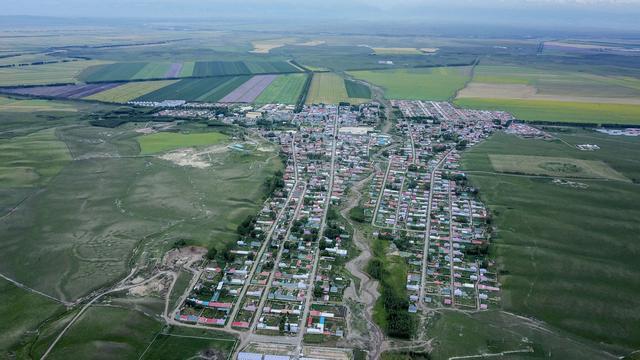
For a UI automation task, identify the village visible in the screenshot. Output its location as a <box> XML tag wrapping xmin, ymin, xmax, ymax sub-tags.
<box><xmin>165</xmin><ymin>100</ymin><xmax>509</xmax><ymax>359</ymax></box>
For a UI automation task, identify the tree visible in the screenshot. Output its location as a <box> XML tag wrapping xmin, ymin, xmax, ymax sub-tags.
<box><xmin>205</xmin><ymin>247</ymin><xmax>217</xmax><ymax>260</ymax></box>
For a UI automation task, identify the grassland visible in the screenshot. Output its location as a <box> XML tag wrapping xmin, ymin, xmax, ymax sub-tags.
<box><xmin>0</xmin><ymin>278</ymin><xmax>64</xmax><ymax>354</ymax></box>
<box><xmin>348</xmin><ymin>67</ymin><xmax>471</xmax><ymax>100</ymax></box>
<box><xmin>0</xmin><ymin>128</ymin><xmax>71</xmax><ymax>187</ymax></box>
<box><xmin>137</xmin><ymin>131</ymin><xmax>229</xmax><ymax>154</ymax></box>
<box><xmin>462</xmin><ymin>131</ymin><xmax>640</xmax><ymax>353</ymax></box>
<box><xmin>254</xmin><ymin>73</ymin><xmax>308</xmax><ymax>104</ymax></box>
<box><xmin>0</xmin><ymin>122</ymin><xmax>281</xmax><ymax>302</ymax></box>
<box><xmin>0</xmin><ymin>96</ymin><xmax>78</xmax><ymax>112</ymax></box>
<box><xmin>0</xmin><ymin>60</ymin><xmax>110</xmax><ymax>86</ymax></box>
<box><xmin>371</xmin><ymin>47</ymin><xmax>423</xmax><ymax>55</ymax></box>
<box><xmin>141</xmin><ymin>326</ymin><xmax>236</xmax><ymax>360</ymax></box>
<box><xmin>305</xmin><ymin>73</ymin><xmax>368</xmax><ymax>105</ymax></box>
<box><xmin>84</xmin><ymin>80</ymin><xmax>178</xmax><ymax>103</ymax></box>
<box><xmin>344</xmin><ymin>79</ymin><xmax>372</xmax><ymax>99</ymax></box>
<box><xmin>454</xmin><ymin>97</ymin><xmax>640</xmax><ymax>125</ymax></box>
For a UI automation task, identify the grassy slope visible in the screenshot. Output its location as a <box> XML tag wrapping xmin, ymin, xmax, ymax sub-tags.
<box><xmin>348</xmin><ymin>67</ymin><xmax>470</xmax><ymax>101</ymax></box>
<box><xmin>0</xmin><ymin>127</ymin><xmax>71</xmax><ymax>187</ymax></box>
<box><xmin>454</xmin><ymin>97</ymin><xmax>640</xmax><ymax>125</ymax></box>
<box><xmin>0</xmin><ymin>279</ymin><xmax>64</xmax><ymax>354</ymax></box>
<box><xmin>254</xmin><ymin>73</ymin><xmax>308</xmax><ymax>104</ymax></box>
<box><xmin>137</xmin><ymin>131</ymin><xmax>229</xmax><ymax>154</ymax></box>
<box><xmin>462</xmin><ymin>131</ymin><xmax>640</xmax><ymax>353</ymax></box>
<box><xmin>84</xmin><ymin>80</ymin><xmax>178</xmax><ymax>103</ymax></box>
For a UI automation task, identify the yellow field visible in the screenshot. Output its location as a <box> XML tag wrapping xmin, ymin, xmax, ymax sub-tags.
<box><xmin>305</xmin><ymin>73</ymin><xmax>367</xmax><ymax>105</ymax></box>
<box><xmin>250</xmin><ymin>37</ymin><xmax>297</xmax><ymax>53</ymax></box>
<box><xmin>84</xmin><ymin>80</ymin><xmax>178</xmax><ymax>103</ymax></box>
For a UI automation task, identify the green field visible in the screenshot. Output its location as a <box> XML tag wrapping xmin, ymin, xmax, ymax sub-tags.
<box><xmin>0</xmin><ymin>60</ymin><xmax>110</xmax><ymax>86</ymax></box>
<box><xmin>0</xmin><ymin>96</ymin><xmax>78</xmax><ymax>112</ymax></box>
<box><xmin>0</xmin><ymin>279</ymin><xmax>64</xmax><ymax>355</ymax></box>
<box><xmin>84</xmin><ymin>80</ymin><xmax>178</xmax><ymax>103</ymax></box>
<box><xmin>455</xmin><ymin>97</ymin><xmax>640</xmax><ymax>125</ymax></box>
<box><xmin>0</xmin><ymin>122</ymin><xmax>281</xmax><ymax>302</ymax></box>
<box><xmin>141</xmin><ymin>327</ymin><xmax>236</xmax><ymax>360</ymax></box>
<box><xmin>79</xmin><ymin>62</ymin><xmax>148</xmax><ymax>82</ymax></box>
<box><xmin>135</xmin><ymin>76</ymin><xmax>251</xmax><ymax>102</ymax></box>
<box><xmin>488</xmin><ymin>154</ymin><xmax>629</xmax><ymax>181</ymax></box>
<box><xmin>0</xmin><ymin>128</ymin><xmax>71</xmax><ymax>187</ymax></box>
<box><xmin>348</xmin><ymin>67</ymin><xmax>471</xmax><ymax>100</ymax></box>
<box><xmin>138</xmin><ymin>131</ymin><xmax>229</xmax><ymax>154</ymax></box>
<box><xmin>254</xmin><ymin>73</ymin><xmax>308</xmax><ymax>104</ymax></box>
<box><xmin>306</xmin><ymin>72</ymin><xmax>368</xmax><ymax>105</ymax></box>
<box><xmin>462</xmin><ymin>131</ymin><xmax>640</xmax><ymax>353</ymax></box>
<box><xmin>132</xmin><ymin>62</ymin><xmax>172</xmax><ymax>80</ymax></box>
<box><xmin>344</xmin><ymin>79</ymin><xmax>372</xmax><ymax>99</ymax></box>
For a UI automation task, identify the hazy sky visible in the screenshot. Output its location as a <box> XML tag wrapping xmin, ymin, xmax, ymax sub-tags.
<box><xmin>3</xmin><ymin>0</ymin><xmax>640</xmax><ymax>32</ymax></box>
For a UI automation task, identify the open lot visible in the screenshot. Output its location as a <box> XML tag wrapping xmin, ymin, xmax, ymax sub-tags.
<box><xmin>488</xmin><ymin>154</ymin><xmax>629</xmax><ymax>181</ymax></box>
<box><xmin>348</xmin><ymin>66</ymin><xmax>471</xmax><ymax>100</ymax></box>
<box><xmin>462</xmin><ymin>131</ymin><xmax>640</xmax><ymax>353</ymax></box>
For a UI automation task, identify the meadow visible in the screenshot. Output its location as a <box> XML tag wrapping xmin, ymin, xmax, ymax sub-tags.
<box><xmin>137</xmin><ymin>131</ymin><xmax>229</xmax><ymax>154</ymax></box>
<box><xmin>348</xmin><ymin>67</ymin><xmax>471</xmax><ymax>100</ymax></box>
<box><xmin>454</xmin><ymin>97</ymin><xmax>640</xmax><ymax>125</ymax></box>
<box><xmin>84</xmin><ymin>80</ymin><xmax>178</xmax><ymax>103</ymax></box>
<box><xmin>462</xmin><ymin>131</ymin><xmax>640</xmax><ymax>353</ymax></box>
<box><xmin>254</xmin><ymin>73</ymin><xmax>309</xmax><ymax>104</ymax></box>
<box><xmin>305</xmin><ymin>72</ymin><xmax>368</xmax><ymax>105</ymax></box>
<box><xmin>0</xmin><ymin>122</ymin><xmax>281</xmax><ymax>302</ymax></box>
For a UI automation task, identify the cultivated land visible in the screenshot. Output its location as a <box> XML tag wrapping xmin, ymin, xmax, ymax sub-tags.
<box><xmin>454</xmin><ymin>97</ymin><xmax>640</xmax><ymax>125</ymax></box>
<box><xmin>0</xmin><ymin>60</ymin><xmax>111</xmax><ymax>86</ymax></box>
<box><xmin>135</xmin><ymin>76</ymin><xmax>251</xmax><ymax>102</ymax></box>
<box><xmin>348</xmin><ymin>67</ymin><xmax>471</xmax><ymax>100</ymax></box>
<box><xmin>137</xmin><ymin>131</ymin><xmax>229</xmax><ymax>154</ymax></box>
<box><xmin>254</xmin><ymin>74</ymin><xmax>309</xmax><ymax>104</ymax></box>
<box><xmin>0</xmin><ymin>96</ymin><xmax>78</xmax><ymax>112</ymax></box>
<box><xmin>462</xmin><ymin>131</ymin><xmax>640</xmax><ymax>353</ymax></box>
<box><xmin>306</xmin><ymin>72</ymin><xmax>369</xmax><ymax>105</ymax></box>
<box><xmin>84</xmin><ymin>80</ymin><xmax>178</xmax><ymax>103</ymax></box>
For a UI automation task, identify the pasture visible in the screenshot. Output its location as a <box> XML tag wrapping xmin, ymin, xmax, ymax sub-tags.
<box><xmin>454</xmin><ymin>97</ymin><xmax>640</xmax><ymax>125</ymax></box>
<box><xmin>254</xmin><ymin>73</ymin><xmax>309</xmax><ymax>104</ymax></box>
<box><xmin>84</xmin><ymin>80</ymin><xmax>178</xmax><ymax>103</ymax></box>
<box><xmin>137</xmin><ymin>131</ymin><xmax>229</xmax><ymax>154</ymax></box>
<box><xmin>0</xmin><ymin>123</ymin><xmax>281</xmax><ymax>302</ymax></box>
<box><xmin>348</xmin><ymin>67</ymin><xmax>471</xmax><ymax>100</ymax></box>
<box><xmin>305</xmin><ymin>73</ymin><xmax>368</xmax><ymax>105</ymax></box>
<box><xmin>0</xmin><ymin>60</ymin><xmax>110</xmax><ymax>86</ymax></box>
<box><xmin>0</xmin><ymin>128</ymin><xmax>71</xmax><ymax>187</ymax></box>
<box><xmin>488</xmin><ymin>154</ymin><xmax>629</xmax><ymax>181</ymax></box>
<box><xmin>462</xmin><ymin>131</ymin><xmax>640</xmax><ymax>353</ymax></box>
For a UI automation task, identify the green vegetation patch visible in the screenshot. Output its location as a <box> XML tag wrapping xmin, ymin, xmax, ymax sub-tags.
<box><xmin>344</xmin><ymin>79</ymin><xmax>372</xmax><ymax>99</ymax></box>
<box><xmin>454</xmin><ymin>97</ymin><xmax>640</xmax><ymax>125</ymax></box>
<box><xmin>0</xmin><ymin>278</ymin><xmax>64</xmax><ymax>354</ymax></box>
<box><xmin>255</xmin><ymin>74</ymin><xmax>309</xmax><ymax>104</ymax></box>
<box><xmin>132</xmin><ymin>62</ymin><xmax>172</xmax><ymax>80</ymax></box>
<box><xmin>138</xmin><ymin>131</ymin><xmax>228</xmax><ymax>154</ymax></box>
<box><xmin>0</xmin><ymin>60</ymin><xmax>110</xmax><ymax>86</ymax></box>
<box><xmin>79</xmin><ymin>62</ymin><xmax>148</xmax><ymax>82</ymax></box>
<box><xmin>462</xmin><ymin>131</ymin><xmax>640</xmax><ymax>352</ymax></box>
<box><xmin>135</xmin><ymin>76</ymin><xmax>250</xmax><ymax>102</ymax></box>
<box><xmin>488</xmin><ymin>154</ymin><xmax>629</xmax><ymax>181</ymax></box>
<box><xmin>306</xmin><ymin>73</ymin><xmax>368</xmax><ymax>105</ymax></box>
<box><xmin>348</xmin><ymin>67</ymin><xmax>471</xmax><ymax>101</ymax></box>
<box><xmin>0</xmin><ymin>96</ymin><xmax>78</xmax><ymax>112</ymax></box>
<box><xmin>0</xmin><ymin>128</ymin><xmax>71</xmax><ymax>187</ymax></box>
<box><xmin>141</xmin><ymin>326</ymin><xmax>236</xmax><ymax>360</ymax></box>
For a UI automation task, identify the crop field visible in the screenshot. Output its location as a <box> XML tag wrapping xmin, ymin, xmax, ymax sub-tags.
<box><xmin>454</xmin><ymin>97</ymin><xmax>640</xmax><ymax>125</ymax></box>
<box><xmin>137</xmin><ymin>131</ymin><xmax>229</xmax><ymax>154</ymax></box>
<box><xmin>192</xmin><ymin>60</ymin><xmax>299</xmax><ymax>77</ymax></box>
<box><xmin>0</xmin><ymin>278</ymin><xmax>64</xmax><ymax>354</ymax></box>
<box><xmin>131</xmin><ymin>62</ymin><xmax>172</xmax><ymax>80</ymax></box>
<box><xmin>348</xmin><ymin>67</ymin><xmax>471</xmax><ymax>100</ymax></box>
<box><xmin>344</xmin><ymin>79</ymin><xmax>372</xmax><ymax>99</ymax></box>
<box><xmin>220</xmin><ymin>74</ymin><xmax>277</xmax><ymax>103</ymax></box>
<box><xmin>0</xmin><ymin>128</ymin><xmax>71</xmax><ymax>187</ymax></box>
<box><xmin>306</xmin><ymin>73</ymin><xmax>369</xmax><ymax>105</ymax></box>
<box><xmin>0</xmin><ymin>123</ymin><xmax>281</xmax><ymax>302</ymax></box>
<box><xmin>254</xmin><ymin>73</ymin><xmax>309</xmax><ymax>104</ymax></box>
<box><xmin>371</xmin><ymin>47</ymin><xmax>423</xmax><ymax>55</ymax></box>
<box><xmin>0</xmin><ymin>96</ymin><xmax>77</xmax><ymax>112</ymax></box>
<box><xmin>2</xmin><ymin>83</ymin><xmax>121</xmax><ymax>99</ymax></box>
<box><xmin>488</xmin><ymin>154</ymin><xmax>629</xmax><ymax>181</ymax></box>
<box><xmin>84</xmin><ymin>80</ymin><xmax>178</xmax><ymax>103</ymax></box>
<box><xmin>462</xmin><ymin>131</ymin><xmax>640</xmax><ymax>352</ymax></box>
<box><xmin>79</xmin><ymin>62</ymin><xmax>148</xmax><ymax>82</ymax></box>
<box><xmin>0</xmin><ymin>60</ymin><xmax>110</xmax><ymax>86</ymax></box>
<box><xmin>134</xmin><ymin>76</ymin><xmax>251</xmax><ymax>102</ymax></box>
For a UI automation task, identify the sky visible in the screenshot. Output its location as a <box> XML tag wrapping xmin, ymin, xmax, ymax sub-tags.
<box><xmin>3</xmin><ymin>0</ymin><xmax>640</xmax><ymax>33</ymax></box>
